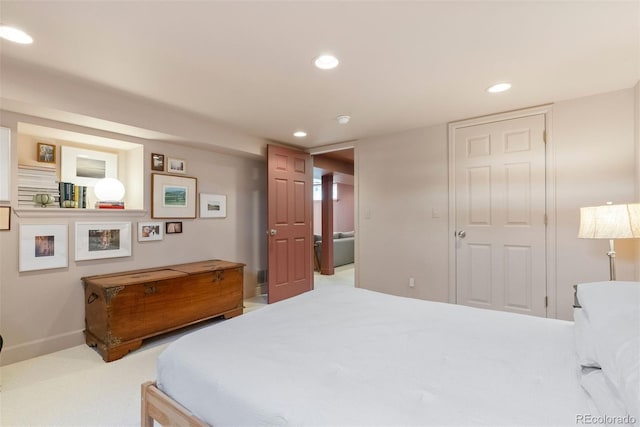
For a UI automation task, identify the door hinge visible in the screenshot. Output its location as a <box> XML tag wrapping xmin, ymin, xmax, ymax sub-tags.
<box><xmin>545</xmin><ymin>296</ymin><xmax>548</xmax><ymax>307</ymax></box>
<box><xmin>544</xmin><ymin>214</ymin><xmax>548</xmax><ymax>226</ymax></box>
<box><xmin>543</xmin><ymin>130</ymin><xmax>547</xmax><ymax>144</ymax></box>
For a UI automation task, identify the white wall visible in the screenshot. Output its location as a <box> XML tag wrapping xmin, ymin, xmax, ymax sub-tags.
<box><xmin>0</xmin><ymin>111</ymin><xmax>267</xmax><ymax>365</ymax></box>
<box><xmin>357</xmin><ymin>124</ymin><xmax>450</xmax><ymax>303</ymax></box>
<box><xmin>0</xmin><ymin>57</ymin><xmax>266</xmax><ymax>158</ymax></box>
<box><xmin>554</xmin><ymin>88</ymin><xmax>637</xmax><ymax>316</ymax></box>
<box><xmin>356</xmin><ymin>87</ymin><xmax>639</xmax><ymax>320</ymax></box>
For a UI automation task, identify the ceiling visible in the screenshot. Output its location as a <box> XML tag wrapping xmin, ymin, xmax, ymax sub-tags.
<box><xmin>313</xmin><ymin>149</ymin><xmax>354</xmax><ymax>185</ymax></box>
<box><xmin>0</xmin><ymin>1</ymin><xmax>638</xmax><ymax>150</ymax></box>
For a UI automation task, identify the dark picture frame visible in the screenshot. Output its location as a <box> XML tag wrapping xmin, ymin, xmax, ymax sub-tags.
<box><xmin>166</xmin><ymin>221</ymin><xmax>183</xmax><ymax>234</ymax></box>
<box><xmin>37</xmin><ymin>143</ymin><xmax>56</xmax><ymax>163</ymax></box>
<box><xmin>151</xmin><ymin>153</ymin><xmax>165</xmax><ymax>171</ymax></box>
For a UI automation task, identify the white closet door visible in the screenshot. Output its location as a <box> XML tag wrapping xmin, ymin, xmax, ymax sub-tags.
<box><xmin>454</xmin><ymin>114</ymin><xmax>547</xmax><ymax>317</ymax></box>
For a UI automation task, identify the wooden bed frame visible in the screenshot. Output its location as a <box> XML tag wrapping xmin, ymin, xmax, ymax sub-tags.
<box><xmin>141</xmin><ymin>287</ymin><xmax>591</xmax><ymax>426</ymax></box>
<box><xmin>141</xmin><ymin>382</ymin><xmax>207</xmax><ymax>427</ymax></box>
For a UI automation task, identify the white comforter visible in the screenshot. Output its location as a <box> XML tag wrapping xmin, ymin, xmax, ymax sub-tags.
<box><xmin>157</xmin><ymin>286</ymin><xmax>591</xmax><ymax>426</ymax></box>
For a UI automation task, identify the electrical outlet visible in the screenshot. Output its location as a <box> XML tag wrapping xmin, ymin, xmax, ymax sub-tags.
<box><xmin>409</xmin><ymin>277</ymin><xmax>415</xmax><ymax>288</ymax></box>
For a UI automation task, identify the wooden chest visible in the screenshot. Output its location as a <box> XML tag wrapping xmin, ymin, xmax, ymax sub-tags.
<box><xmin>82</xmin><ymin>259</ymin><xmax>244</xmax><ymax>362</ymax></box>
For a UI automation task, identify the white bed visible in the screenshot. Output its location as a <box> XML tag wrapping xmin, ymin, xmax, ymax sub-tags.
<box><xmin>142</xmin><ymin>283</ymin><xmax>640</xmax><ymax>426</ymax></box>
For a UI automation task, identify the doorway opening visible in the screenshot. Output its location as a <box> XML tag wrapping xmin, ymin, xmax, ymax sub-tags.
<box><xmin>312</xmin><ymin>148</ymin><xmax>355</xmax><ymax>285</ymax></box>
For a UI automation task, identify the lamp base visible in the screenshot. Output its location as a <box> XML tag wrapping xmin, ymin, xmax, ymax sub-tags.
<box><xmin>607</xmin><ymin>239</ymin><xmax>616</xmax><ymax>281</ymax></box>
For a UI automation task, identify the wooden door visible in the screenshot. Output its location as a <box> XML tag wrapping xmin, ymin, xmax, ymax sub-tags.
<box><xmin>454</xmin><ymin>114</ymin><xmax>547</xmax><ymax>316</ymax></box>
<box><xmin>267</xmin><ymin>145</ymin><xmax>314</xmax><ymax>303</ymax></box>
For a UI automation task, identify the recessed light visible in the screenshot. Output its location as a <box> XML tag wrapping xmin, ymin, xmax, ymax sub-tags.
<box><xmin>314</xmin><ymin>55</ymin><xmax>339</xmax><ymax>70</ymax></box>
<box><xmin>336</xmin><ymin>115</ymin><xmax>351</xmax><ymax>125</ymax></box>
<box><xmin>293</xmin><ymin>131</ymin><xmax>307</xmax><ymax>138</ymax></box>
<box><xmin>486</xmin><ymin>82</ymin><xmax>511</xmax><ymax>93</ymax></box>
<box><xmin>0</xmin><ymin>25</ymin><xmax>33</xmax><ymax>44</ymax></box>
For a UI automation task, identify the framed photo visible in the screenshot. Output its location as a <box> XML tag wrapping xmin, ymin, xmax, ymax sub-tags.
<box><xmin>19</xmin><ymin>224</ymin><xmax>68</xmax><ymax>272</ymax></box>
<box><xmin>37</xmin><ymin>142</ymin><xmax>56</xmax><ymax>163</ymax></box>
<box><xmin>61</xmin><ymin>146</ymin><xmax>118</xmax><ymax>187</ymax></box>
<box><xmin>200</xmin><ymin>193</ymin><xmax>227</xmax><ymax>218</ymax></box>
<box><xmin>138</xmin><ymin>221</ymin><xmax>163</xmax><ymax>242</ymax></box>
<box><xmin>151</xmin><ymin>153</ymin><xmax>165</xmax><ymax>171</ymax></box>
<box><xmin>151</xmin><ymin>174</ymin><xmax>197</xmax><ymax>219</ymax></box>
<box><xmin>0</xmin><ymin>206</ymin><xmax>10</xmax><ymax>230</ymax></box>
<box><xmin>75</xmin><ymin>222</ymin><xmax>132</xmax><ymax>261</ymax></box>
<box><xmin>166</xmin><ymin>221</ymin><xmax>183</xmax><ymax>234</ymax></box>
<box><xmin>167</xmin><ymin>157</ymin><xmax>186</xmax><ymax>174</ymax></box>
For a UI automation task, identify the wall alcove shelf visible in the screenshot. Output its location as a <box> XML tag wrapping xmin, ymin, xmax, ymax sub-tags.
<box><xmin>13</xmin><ymin>208</ymin><xmax>147</xmax><ymax>218</ymax></box>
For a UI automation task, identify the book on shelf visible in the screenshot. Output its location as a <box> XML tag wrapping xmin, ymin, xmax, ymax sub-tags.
<box><xmin>58</xmin><ymin>182</ymin><xmax>87</xmax><ymax>208</ymax></box>
<box><xmin>74</xmin><ymin>185</ymin><xmax>87</xmax><ymax>209</ymax></box>
<box><xmin>59</xmin><ymin>182</ymin><xmax>73</xmax><ymax>207</ymax></box>
<box><xmin>95</xmin><ymin>201</ymin><xmax>125</xmax><ymax>209</ymax></box>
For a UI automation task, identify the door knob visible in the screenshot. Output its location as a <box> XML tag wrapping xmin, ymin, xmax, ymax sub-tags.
<box><xmin>269</xmin><ymin>229</ymin><xmax>277</xmax><ymax>236</ymax></box>
<box><xmin>457</xmin><ymin>230</ymin><xmax>466</xmax><ymax>238</ymax></box>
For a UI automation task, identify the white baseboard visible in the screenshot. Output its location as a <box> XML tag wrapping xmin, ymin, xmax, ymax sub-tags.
<box><xmin>0</xmin><ymin>329</ymin><xmax>85</xmax><ymax>366</ymax></box>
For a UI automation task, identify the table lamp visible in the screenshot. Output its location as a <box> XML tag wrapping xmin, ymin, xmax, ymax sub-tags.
<box><xmin>94</xmin><ymin>178</ymin><xmax>125</xmax><ymax>209</ymax></box>
<box><xmin>578</xmin><ymin>202</ymin><xmax>640</xmax><ymax>280</ymax></box>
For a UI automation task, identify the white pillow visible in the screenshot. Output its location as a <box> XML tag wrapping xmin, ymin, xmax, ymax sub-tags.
<box><xmin>573</xmin><ymin>308</ymin><xmax>599</xmax><ymax>368</ymax></box>
<box><xmin>576</xmin><ymin>282</ymin><xmax>640</xmax><ymax>421</ymax></box>
<box><xmin>580</xmin><ymin>368</ymin><xmax>629</xmax><ymax>419</ymax></box>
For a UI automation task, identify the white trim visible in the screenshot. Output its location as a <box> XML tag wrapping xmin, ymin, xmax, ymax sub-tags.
<box><xmin>447</xmin><ymin>104</ymin><xmax>557</xmax><ymax>317</ymax></box>
<box><xmin>0</xmin><ymin>329</ymin><xmax>85</xmax><ymax>366</ymax></box>
<box><xmin>307</xmin><ymin>140</ymin><xmax>357</xmax><ymax>155</ymax></box>
<box><xmin>353</xmin><ymin>143</ymin><xmax>360</xmax><ymax>288</ymax></box>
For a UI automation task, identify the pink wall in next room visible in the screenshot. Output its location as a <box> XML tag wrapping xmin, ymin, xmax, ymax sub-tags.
<box><xmin>314</xmin><ymin>183</ymin><xmax>354</xmax><ymax>234</ymax></box>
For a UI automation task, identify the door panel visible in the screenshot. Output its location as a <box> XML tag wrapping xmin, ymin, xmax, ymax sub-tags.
<box><xmin>503</xmin><ymin>245</ymin><xmax>532</xmax><ymax>309</ymax></box>
<box><xmin>467</xmin><ymin>243</ymin><xmax>492</xmax><ymax>305</ymax></box>
<box><xmin>267</xmin><ymin>145</ymin><xmax>313</xmax><ymax>303</ymax></box>
<box><xmin>468</xmin><ymin>166</ymin><xmax>491</xmax><ymax>224</ymax></box>
<box><xmin>455</xmin><ymin>114</ymin><xmax>546</xmax><ymax>317</ymax></box>
<box><xmin>505</xmin><ymin>162</ymin><xmax>531</xmax><ymax>224</ymax></box>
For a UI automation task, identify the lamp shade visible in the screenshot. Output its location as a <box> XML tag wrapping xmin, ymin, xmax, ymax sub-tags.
<box><xmin>578</xmin><ymin>203</ymin><xmax>640</xmax><ymax>239</ymax></box>
<box><xmin>629</xmin><ymin>203</ymin><xmax>640</xmax><ymax>236</ymax></box>
<box><xmin>94</xmin><ymin>178</ymin><xmax>125</xmax><ymax>202</ymax></box>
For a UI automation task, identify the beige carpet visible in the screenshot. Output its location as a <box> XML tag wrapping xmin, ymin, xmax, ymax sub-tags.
<box><xmin>0</xmin><ymin>265</ymin><xmax>353</xmax><ymax>426</ymax></box>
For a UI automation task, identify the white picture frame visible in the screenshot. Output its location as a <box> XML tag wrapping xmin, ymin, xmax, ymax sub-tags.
<box><xmin>19</xmin><ymin>224</ymin><xmax>68</xmax><ymax>272</ymax></box>
<box><xmin>61</xmin><ymin>146</ymin><xmax>118</xmax><ymax>187</ymax></box>
<box><xmin>200</xmin><ymin>193</ymin><xmax>227</xmax><ymax>218</ymax></box>
<box><xmin>75</xmin><ymin>222</ymin><xmax>132</xmax><ymax>261</ymax></box>
<box><xmin>151</xmin><ymin>174</ymin><xmax>197</xmax><ymax>219</ymax></box>
<box><xmin>167</xmin><ymin>157</ymin><xmax>187</xmax><ymax>174</ymax></box>
<box><xmin>138</xmin><ymin>221</ymin><xmax>164</xmax><ymax>242</ymax></box>
<box><xmin>0</xmin><ymin>127</ymin><xmax>11</xmax><ymax>202</ymax></box>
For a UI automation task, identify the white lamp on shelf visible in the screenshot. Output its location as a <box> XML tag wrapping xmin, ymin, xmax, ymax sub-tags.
<box><xmin>94</xmin><ymin>178</ymin><xmax>125</xmax><ymax>208</ymax></box>
<box><xmin>578</xmin><ymin>202</ymin><xmax>640</xmax><ymax>280</ymax></box>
